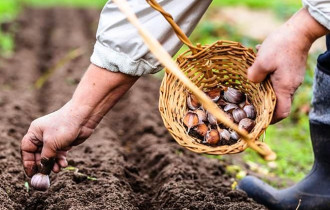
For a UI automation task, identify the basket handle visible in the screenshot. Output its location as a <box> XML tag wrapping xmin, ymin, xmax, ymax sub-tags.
<box><xmin>146</xmin><ymin>0</ymin><xmax>200</xmax><ymax>53</ymax></box>
<box><xmin>112</xmin><ymin>0</ymin><xmax>276</xmax><ymax>161</ymax></box>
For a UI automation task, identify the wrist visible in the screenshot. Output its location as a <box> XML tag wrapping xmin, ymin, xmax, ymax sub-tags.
<box><xmin>60</xmin><ymin>100</ymin><xmax>95</xmax><ymax>128</ymax></box>
<box><xmin>287</xmin><ymin>8</ymin><xmax>328</xmax><ymax>46</ymax></box>
<box><xmin>68</xmin><ymin>64</ymin><xmax>138</xmax><ymax>129</ymax></box>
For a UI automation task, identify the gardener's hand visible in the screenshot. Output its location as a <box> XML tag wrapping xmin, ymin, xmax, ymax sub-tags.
<box><xmin>248</xmin><ymin>8</ymin><xmax>328</xmax><ymax>123</ymax></box>
<box><xmin>21</xmin><ymin>102</ymin><xmax>94</xmax><ymax>177</ymax></box>
<box><xmin>21</xmin><ymin>64</ymin><xmax>138</xmax><ymax>177</ymax></box>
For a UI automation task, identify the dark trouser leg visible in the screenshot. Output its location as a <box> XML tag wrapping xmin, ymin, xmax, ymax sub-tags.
<box><xmin>237</xmin><ymin>66</ymin><xmax>330</xmax><ymax>210</ymax></box>
<box><xmin>310</xmin><ymin>67</ymin><xmax>330</xmax><ymax>125</ymax></box>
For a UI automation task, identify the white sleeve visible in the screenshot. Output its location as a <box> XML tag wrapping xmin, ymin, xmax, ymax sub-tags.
<box><xmin>90</xmin><ymin>0</ymin><xmax>212</xmax><ymax>76</ymax></box>
<box><xmin>303</xmin><ymin>0</ymin><xmax>330</xmax><ymax>30</ymax></box>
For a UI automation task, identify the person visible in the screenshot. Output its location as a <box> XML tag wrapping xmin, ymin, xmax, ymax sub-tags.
<box><xmin>237</xmin><ymin>1</ymin><xmax>330</xmax><ymax>209</ymax></box>
<box><xmin>20</xmin><ymin>0</ymin><xmax>330</xmax><ymax>208</ymax></box>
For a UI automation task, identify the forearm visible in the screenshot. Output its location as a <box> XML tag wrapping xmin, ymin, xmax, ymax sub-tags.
<box><xmin>68</xmin><ymin>64</ymin><xmax>139</xmax><ymax>129</ymax></box>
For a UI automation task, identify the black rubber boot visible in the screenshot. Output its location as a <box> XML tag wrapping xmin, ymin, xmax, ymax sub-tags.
<box><xmin>238</xmin><ymin>121</ymin><xmax>330</xmax><ymax>210</ymax></box>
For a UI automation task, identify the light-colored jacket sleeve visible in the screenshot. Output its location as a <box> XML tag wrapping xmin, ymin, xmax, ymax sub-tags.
<box><xmin>303</xmin><ymin>0</ymin><xmax>330</xmax><ymax>30</ymax></box>
<box><xmin>90</xmin><ymin>0</ymin><xmax>212</xmax><ymax>76</ymax></box>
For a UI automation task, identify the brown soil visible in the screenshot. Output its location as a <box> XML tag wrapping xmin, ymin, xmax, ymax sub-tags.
<box><xmin>0</xmin><ymin>8</ymin><xmax>267</xmax><ymax>210</ymax></box>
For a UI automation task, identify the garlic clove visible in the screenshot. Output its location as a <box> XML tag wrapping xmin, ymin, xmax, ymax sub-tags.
<box><xmin>224</xmin><ymin>103</ymin><xmax>238</xmax><ymax>113</ymax></box>
<box><xmin>220</xmin><ymin>129</ymin><xmax>231</xmax><ymax>141</ymax></box>
<box><xmin>31</xmin><ymin>173</ymin><xmax>50</xmax><ymax>191</ymax></box>
<box><xmin>187</xmin><ymin>94</ymin><xmax>200</xmax><ymax>110</ymax></box>
<box><xmin>239</xmin><ymin>101</ymin><xmax>246</xmax><ymax>108</ymax></box>
<box><xmin>195</xmin><ymin>109</ymin><xmax>207</xmax><ymax>123</ymax></box>
<box><xmin>205</xmin><ymin>88</ymin><xmax>221</xmax><ymax>102</ymax></box>
<box><xmin>183</xmin><ymin>111</ymin><xmax>199</xmax><ymax>132</ymax></box>
<box><xmin>238</xmin><ymin>118</ymin><xmax>255</xmax><ymax>132</ymax></box>
<box><xmin>239</xmin><ymin>95</ymin><xmax>249</xmax><ymax>108</ymax></box>
<box><xmin>243</xmin><ymin>104</ymin><xmax>256</xmax><ymax>119</ymax></box>
<box><xmin>207</xmin><ymin>112</ymin><xmax>218</xmax><ymax>125</ymax></box>
<box><xmin>230</xmin><ymin>131</ymin><xmax>240</xmax><ymax>140</ymax></box>
<box><xmin>205</xmin><ymin>129</ymin><xmax>220</xmax><ymax>145</ymax></box>
<box><xmin>217</xmin><ymin>98</ymin><xmax>227</xmax><ymax>107</ymax></box>
<box><xmin>223</xmin><ymin>87</ymin><xmax>245</xmax><ymax>104</ymax></box>
<box><xmin>232</xmin><ymin>108</ymin><xmax>247</xmax><ymax>123</ymax></box>
<box><xmin>194</xmin><ymin>123</ymin><xmax>208</xmax><ymax>137</ymax></box>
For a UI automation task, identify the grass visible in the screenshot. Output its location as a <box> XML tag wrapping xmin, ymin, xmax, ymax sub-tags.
<box><xmin>212</xmin><ymin>0</ymin><xmax>301</xmax><ymax>8</ymax></box>
<box><xmin>211</xmin><ymin>0</ymin><xmax>301</xmax><ymax>19</ymax></box>
<box><xmin>20</xmin><ymin>0</ymin><xmax>107</xmax><ymax>8</ymax></box>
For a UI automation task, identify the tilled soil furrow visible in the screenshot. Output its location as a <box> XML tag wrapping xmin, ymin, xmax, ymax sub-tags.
<box><xmin>0</xmin><ymin>8</ymin><xmax>54</xmax><ymax>210</ymax></box>
<box><xmin>105</xmin><ymin>78</ymin><xmax>266</xmax><ymax>210</ymax></box>
<box><xmin>0</xmin><ymin>8</ymin><xmax>140</xmax><ymax>210</ymax></box>
<box><xmin>35</xmin><ymin>9</ymin><xmax>55</xmax><ymax>113</ymax></box>
<box><xmin>77</xmin><ymin>8</ymin><xmax>99</xmax><ymax>41</ymax></box>
<box><xmin>0</xmin><ymin>8</ymin><xmax>267</xmax><ymax>210</ymax></box>
<box><xmin>19</xmin><ymin>8</ymin><xmax>138</xmax><ymax>210</ymax></box>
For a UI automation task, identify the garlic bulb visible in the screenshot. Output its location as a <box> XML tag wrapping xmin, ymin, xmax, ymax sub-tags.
<box><xmin>206</xmin><ymin>88</ymin><xmax>221</xmax><ymax>102</ymax></box>
<box><xmin>183</xmin><ymin>111</ymin><xmax>199</xmax><ymax>132</ymax></box>
<box><xmin>207</xmin><ymin>112</ymin><xmax>218</xmax><ymax>125</ymax></box>
<box><xmin>194</xmin><ymin>123</ymin><xmax>208</xmax><ymax>137</ymax></box>
<box><xmin>205</xmin><ymin>129</ymin><xmax>220</xmax><ymax>145</ymax></box>
<box><xmin>224</xmin><ymin>87</ymin><xmax>245</xmax><ymax>104</ymax></box>
<box><xmin>220</xmin><ymin>129</ymin><xmax>231</xmax><ymax>141</ymax></box>
<box><xmin>232</xmin><ymin>108</ymin><xmax>247</xmax><ymax>123</ymax></box>
<box><xmin>217</xmin><ymin>99</ymin><xmax>227</xmax><ymax>107</ymax></box>
<box><xmin>230</xmin><ymin>131</ymin><xmax>240</xmax><ymax>140</ymax></box>
<box><xmin>239</xmin><ymin>118</ymin><xmax>255</xmax><ymax>132</ymax></box>
<box><xmin>31</xmin><ymin>173</ymin><xmax>50</xmax><ymax>191</ymax></box>
<box><xmin>224</xmin><ymin>103</ymin><xmax>238</xmax><ymax>113</ymax></box>
<box><xmin>187</xmin><ymin>94</ymin><xmax>200</xmax><ymax>110</ymax></box>
<box><xmin>195</xmin><ymin>109</ymin><xmax>207</xmax><ymax>123</ymax></box>
<box><xmin>243</xmin><ymin>104</ymin><xmax>256</xmax><ymax>119</ymax></box>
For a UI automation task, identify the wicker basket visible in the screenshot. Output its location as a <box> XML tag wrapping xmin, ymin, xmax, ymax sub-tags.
<box><xmin>147</xmin><ymin>0</ymin><xmax>276</xmax><ymax>158</ymax></box>
<box><xmin>113</xmin><ymin>0</ymin><xmax>277</xmax><ymax>160</ymax></box>
<box><xmin>159</xmin><ymin>41</ymin><xmax>276</xmax><ymax>155</ymax></box>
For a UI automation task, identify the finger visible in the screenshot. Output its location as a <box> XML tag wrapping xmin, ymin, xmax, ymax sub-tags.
<box><xmin>35</xmin><ymin>152</ymin><xmax>41</xmax><ymax>166</ymax></box>
<box><xmin>52</xmin><ymin>162</ymin><xmax>60</xmax><ymax>173</ymax></box>
<box><xmin>21</xmin><ymin>133</ymin><xmax>41</xmax><ymax>177</ymax></box>
<box><xmin>247</xmin><ymin>57</ymin><xmax>273</xmax><ymax>83</ymax></box>
<box><xmin>56</xmin><ymin>151</ymin><xmax>68</xmax><ymax>168</ymax></box>
<box><xmin>21</xmin><ymin>151</ymin><xmax>38</xmax><ymax>177</ymax></box>
<box><xmin>57</xmin><ymin>158</ymin><xmax>68</xmax><ymax>168</ymax></box>
<box><xmin>271</xmin><ymin>90</ymin><xmax>292</xmax><ymax>124</ymax></box>
<box><xmin>256</xmin><ymin>44</ymin><xmax>261</xmax><ymax>51</ymax></box>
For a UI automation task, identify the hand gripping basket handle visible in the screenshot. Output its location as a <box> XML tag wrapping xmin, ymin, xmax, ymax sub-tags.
<box><xmin>112</xmin><ymin>0</ymin><xmax>276</xmax><ymax>161</ymax></box>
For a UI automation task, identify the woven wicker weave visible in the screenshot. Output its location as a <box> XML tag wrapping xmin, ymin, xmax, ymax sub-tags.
<box><xmin>159</xmin><ymin>40</ymin><xmax>276</xmax><ymax>155</ymax></box>
<box><xmin>147</xmin><ymin>0</ymin><xmax>276</xmax><ymax>157</ymax></box>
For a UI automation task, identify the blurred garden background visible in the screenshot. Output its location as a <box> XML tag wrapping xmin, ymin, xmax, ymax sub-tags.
<box><xmin>0</xmin><ymin>0</ymin><xmax>325</xmax><ymax>186</ymax></box>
